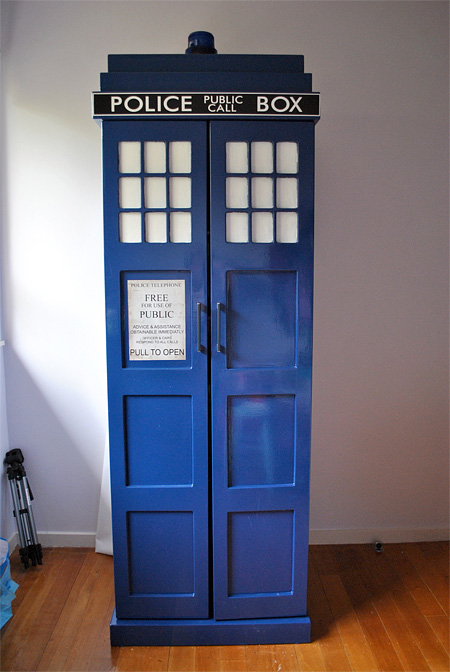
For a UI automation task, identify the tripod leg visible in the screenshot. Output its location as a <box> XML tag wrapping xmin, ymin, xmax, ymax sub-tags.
<box><xmin>23</xmin><ymin>478</ymin><xmax>39</xmax><ymax>542</ymax></box>
<box><xmin>5</xmin><ymin>451</ymin><xmax>43</xmax><ymax>568</ymax></box>
<box><xmin>17</xmin><ymin>477</ymin><xmax>42</xmax><ymax>566</ymax></box>
<box><xmin>9</xmin><ymin>478</ymin><xmax>30</xmax><ymax>568</ymax></box>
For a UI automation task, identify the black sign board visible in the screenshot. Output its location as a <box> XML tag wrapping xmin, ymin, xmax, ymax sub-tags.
<box><xmin>93</xmin><ymin>92</ymin><xmax>320</xmax><ymax>117</ymax></box>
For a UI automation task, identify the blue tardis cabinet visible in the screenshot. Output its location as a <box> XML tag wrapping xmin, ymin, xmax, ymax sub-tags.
<box><xmin>93</xmin><ymin>33</ymin><xmax>319</xmax><ymax>646</ymax></box>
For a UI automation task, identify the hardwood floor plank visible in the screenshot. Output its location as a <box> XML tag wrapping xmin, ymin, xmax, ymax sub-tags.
<box><xmin>0</xmin><ymin>554</ymin><xmax>46</xmax><ymax>668</ymax></box>
<box><xmin>2</xmin><ymin>548</ymin><xmax>87</xmax><ymax>671</ymax></box>
<box><xmin>78</xmin><ymin>560</ymin><xmax>117</xmax><ymax>672</ymax></box>
<box><xmin>2</xmin><ymin>545</ymin><xmax>45</xmax><ymax>614</ymax></box>
<box><xmin>193</xmin><ymin>645</ymin><xmax>222</xmax><ymax>671</ymax></box>
<box><xmin>308</xmin><ymin>553</ymin><xmax>353</xmax><ymax>671</ymax></box>
<box><xmin>320</xmin><ymin>572</ymin><xmax>379</xmax><ymax>670</ymax></box>
<box><xmin>218</xmin><ymin>645</ymin><xmax>247</xmax><ymax>672</ymax></box>
<box><xmin>426</xmin><ymin>615</ymin><xmax>449</xmax><ymax>654</ymax></box>
<box><xmin>116</xmin><ymin>646</ymin><xmax>170</xmax><ymax>671</ymax></box>
<box><xmin>332</xmin><ymin>545</ymin><xmax>405</xmax><ymax>671</ymax></box>
<box><xmin>271</xmin><ymin>644</ymin><xmax>304</xmax><ymax>672</ymax></box>
<box><xmin>61</xmin><ymin>551</ymin><xmax>115</xmax><ymax>671</ymax></box>
<box><xmin>2</xmin><ymin>543</ymin><xmax>448</xmax><ymax>672</ymax></box>
<box><xmin>404</xmin><ymin>544</ymin><xmax>449</xmax><ymax>616</ymax></box>
<box><xmin>36</xmin><ymin>550</ymin><xmax>107</xmax><ymax>671</ymax></box>
<box><xmin>417</xmin><ymin>542</ymin><xmax>449</xmax><ymax>580</ymax></box>
<box><xmin>434</xmin><ymin>542</ymin><xmax>450</xmax><ymax>575</ymax></box>
<box><xmin>167</xmin><ymin>646</ymin><xmax>195</xmax><ymax>671</ymax></box>
<box><xmin>244</xmin><ymin>645</ymin><xmax>271</xmax><ymax>672</ymax></box>
<box><xmin>293</xmin><ymin>641</ymin><xmax>326</xmax><ymax>672</ymax></box>
<box><xmin>358</xmin><ymin>545</ymin><xmax>449</xmax><ymax>672</ymax></box>
<box><xmin>88</xmin><ymin>591</ymin><xmax>119</xmax><ymax>672</ymax></box>
<box><xmin>385</xmin><ymin>545</ymin><xmax>447</xmax><ymax>618</ymax></box>
<box><xmin>309</xmin><ymin>545</ymin><xmax>339</xmax><ymax>577</ymax></box>
<box><xmin>390</xmin><ymin>583</ymin><xmax>449</xmax><ymax>671</ymax></box>
<box><xmin>292</xmin><ymin>553</ymin><xmax>327</xmax><ymax>671</ymax></box>
<box><xmin>1</xmin><ymin>547</ymin><xmax>60</xmax><ymax>669</ymax></box>
<box><xmin>246</xmin><ymin>644</ymin><xmax>298</xmax><ymax>672</ymax></box>
<box><xmin>356</xmin><ymin>546</ymin><xmax>432</xmax><ymax>672</ymax></box>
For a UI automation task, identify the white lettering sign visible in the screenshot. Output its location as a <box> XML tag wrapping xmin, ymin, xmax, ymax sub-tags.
<box><xmin>92</xmin><ymin>92</ymin><xmax>319</xmax><ymax>118</ymax></box>
<box><xmin>127</xmin><ymin>279</ymin><xmax>186</xmax><ymax>360</ymax></box>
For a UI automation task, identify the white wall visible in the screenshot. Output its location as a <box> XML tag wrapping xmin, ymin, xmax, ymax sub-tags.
<box><xmin>0</xmin><ymin>39</ymin><xmax>15</xmax><ymax>543</ymax></box>
<box><xmin>1</xmin><ymin>0</ymin><xmax>448</xmax><ymax>544</ymax></box>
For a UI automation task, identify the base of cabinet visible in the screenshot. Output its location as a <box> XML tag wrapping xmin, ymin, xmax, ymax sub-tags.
<box><xmin>110</xmin><ymin>609</ymin><xmax>311</xmax><ymax>646</ymax></box>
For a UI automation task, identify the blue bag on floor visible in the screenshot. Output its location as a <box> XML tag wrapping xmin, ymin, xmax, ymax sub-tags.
<box><xmin>0</xmin><ymin>538</ymin><xmax>19</xmax><ymax>628</ymax></box>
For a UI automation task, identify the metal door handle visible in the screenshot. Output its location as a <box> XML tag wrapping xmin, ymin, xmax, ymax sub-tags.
<box><xmin>217</xmin><ymin>302</ymin><xmax>222</xmax><ymax>352</ymax></box>
<box><xmin>197</xmin><ymin>303</ymin><xmax>202</xmax><ymax>352</ymax></box>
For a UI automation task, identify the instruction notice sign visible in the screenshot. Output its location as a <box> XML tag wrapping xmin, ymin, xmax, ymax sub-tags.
<box><xmin>127</xmin><ymin>279</ymin><xmax>186</xmax><ymax>361</ymax></box>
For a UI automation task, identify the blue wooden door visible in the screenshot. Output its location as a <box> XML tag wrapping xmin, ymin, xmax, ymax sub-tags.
<box><xmin>103</xmin><ymin>121</ymin><xmax>209</xmax><ymax>619</ymax></box>
<box><xmin>210</xmin><ymin>121</ymin><xmax>314</xmax><ymax>620</ymax></box>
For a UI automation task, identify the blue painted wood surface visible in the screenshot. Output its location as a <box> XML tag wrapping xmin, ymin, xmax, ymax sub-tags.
<box><xmin>110</xmin><ymin>609</ymin><xmax>311</xmax><ymax>646</ymax></box>
<box><xmin>103</xmin><ymin>121</ymin><xmax>209</xmax><ymax>620</ymax></box>
<box><xmin>99</xmin><ymin>42</ymin><xmax>317</xmax><ymax>644</ymax></box>
<box><xmin>210</xmin><ymin>121</ymin><xmax>314</xmax><ymax>621</ymax></box>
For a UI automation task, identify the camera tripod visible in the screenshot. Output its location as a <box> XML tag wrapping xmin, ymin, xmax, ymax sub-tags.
<box><xmin>4</xmin><ymin>449</ymin><xmax>43</xmax><ymax>569</ymax></box>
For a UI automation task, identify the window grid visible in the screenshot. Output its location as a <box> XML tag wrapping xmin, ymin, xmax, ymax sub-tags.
<box><xmin>118</xmin><ymin>141</ymin><xmax>192</xmax><ymax>244</ymax></box>
<box><xmin>225</xmin><ymin>141</ymin><xmax>299</xmax><ymax>244</ymax></box>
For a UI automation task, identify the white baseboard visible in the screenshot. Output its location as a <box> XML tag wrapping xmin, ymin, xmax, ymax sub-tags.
<box><xmin>309</xmin><ymin>527</ymin><xmax>449</xmax><ymax>545</ymax></box>
<box><xmin>6</xmin><ymin>531</ymin><xmax>18</xmax><ymax>550</ymax></box>
<box><xmin>6</xmin><ymin>528</ymin><xmax>448</xmax><ymax>552</ymax></box>
<box><xmin>7</xmin><ymin>531</ymin><xmax>96</xmax><ymax>550</ymax></box>
<box><xmin>39</xmin><ymin>532</ymin><xmax>96</xmax><ymax>547</ymax></box>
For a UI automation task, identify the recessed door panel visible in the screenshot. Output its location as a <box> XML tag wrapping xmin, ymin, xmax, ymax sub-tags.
<box><xmin>128</xmin><ymin>511</ymin><xmax>195</xmax><ymax>595</ymax></box>
<box><xmin>228</xmin><ymin>511</ymin><xmax>294</xmax><ymax>596</ymax></box>
<box><xmin>226</xmin><ymin>271</ymin><xmax>297</xmax><ymax>369</ymax></box>
<box><xmin>125</xmin><ymin>395</ymin><xmax>193</xmax><ymax>487</ymax></box>
<box><xmin>227</xmin><ymin>395</ymin><xmax>295</xmax><ymax>487</ymax></box>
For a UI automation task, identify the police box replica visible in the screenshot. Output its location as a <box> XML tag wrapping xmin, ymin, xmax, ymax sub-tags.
<box><xmin>93</xmin><ymin>32</ymin><xmax>320</xmax><ymax>646</ymax></box>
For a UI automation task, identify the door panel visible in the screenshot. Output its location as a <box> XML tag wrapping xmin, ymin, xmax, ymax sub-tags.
<box><xmin>103</xmin><ymin>121</ymin><xmax>209</xmax><ymax>619</ymax></box>
<box><xmin>124</xmin><ymin>395</ymin><xmax>193</xmax><ymax>487</ymax></box>
<box><xmin>226</xmin><ymin>270</ymin><xmax>297</xmax><ymax>369</ymax></box>
<box><xmin>210</xmin><ymin>121</ymin><xmax>314</xmax><ymax>620</ymax></box>
<box><xmin>227</xmin><ymin>510</ymin><xmax>294</xmax><ymax>596</ymax></box>
<box><xmin>127</xmin><ymin>511</ymin><xmax>195</xmax><ymax>595</ymax></box>
<box><xmin>227</xmin><ymin>394</ymin><xmax>296</xmax><ymax>487</ymax></box>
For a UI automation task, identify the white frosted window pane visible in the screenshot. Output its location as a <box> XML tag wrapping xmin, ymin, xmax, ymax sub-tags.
<box><xmin>277</xmin><ymin>178</ymin><xmax>298</xmax><ymax>208</ymax></box>
<box><xmin>144</xmin><ymin>177</ymin><xmax>167</xmax><ymax>208</ymax></box>
<box><xmin>119</xmin><ymin>212</ymin><xmax>141</xmax><ymax>243</ymax></box>
<box><xmin>144</xmin><ymin>142</ymin><xmax>166</xmax><ymax>173</ymax></box>
<box><xmin>276</xmin><ymin>142</ymin><xmax>298</xmax><ymax>173</ymax></box>
<box><xmin>252</xmin><ymin>212</ymin><xmax>273</xmax><ymax>243</ymax></box>
<box><xmin>170</xmin><ymin>212</ymin><xmax>192</xmax><ymax>243</ymax></box>
<box><xmin>145</xmin><ymin>213</ymin><xmax>167</xmax><ymax>243</ymax></box>
<box><xmin>170</xmin><ymin>177</ymin><xmax>191</xmax><ymax>208</ymax></box>
<box><xmin>252</xmin><ymin>177</ymin><xmax>273</xmax><ymax>208</ymax></box>
<box><xmin>226</xmin><ymin>213</ymin><xmax>249</xmax><ymax>243</ymax></box>
<box><xmin>119</xmin><ymin>177</ymin><xmax>141</xmax><ymax>208</ymax></box>
<box><xmin>226</xmin><ymin>178</ymin><xmax>248</xmax><ymax>208</ymax></box>
<box><xmin>276</xmin><ymin>212</ymin><xmax>298</xmax><ymax>243</ymax></box>
<box><xmin>251</xmin><ymin>142</ymin><xmax>273</xmax><ymax>173</ymax></box>
<box><xmin>169</xmin><ymin>142</ymin><xmax>191</xmax><ymax>173</ymax></box>
<box><xmin>119</xmin><ymin>142</ymin><xmax>141</xmax><ymax>173</ymax></box>
<box><xmin>226</xmin><ymin>142</ymin><xmax>248</xmax><ymax>173</ymax></box>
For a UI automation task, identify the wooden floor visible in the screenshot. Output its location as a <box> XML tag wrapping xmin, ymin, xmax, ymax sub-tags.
<box><xmin>1</xmin><ymin>542</ymin><xmax>448</xmax><ymax>671</ymax></box>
